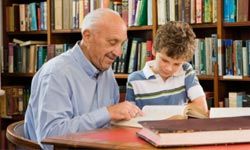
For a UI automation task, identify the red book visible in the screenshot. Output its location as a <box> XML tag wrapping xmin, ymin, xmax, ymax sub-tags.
<box><xmin>146</xmin><ymin>40</ymin><xmax>153</xmax><ymax>61</ymax></box>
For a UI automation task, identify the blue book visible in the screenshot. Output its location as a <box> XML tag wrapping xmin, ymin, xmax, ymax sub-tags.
<box><xmin>223</xmin><ymin>0</ymin><xmax>230</xmax><ymax>22</ymax></box>
<box><xmin>29</xmin><ymin>2</ymin><xmax>38</xmax><ymax>31</ymax></box>
<box><xmin>228</xmin><ymin>0</ymin><xmax>236</xmax><ymax>22</ymax></box>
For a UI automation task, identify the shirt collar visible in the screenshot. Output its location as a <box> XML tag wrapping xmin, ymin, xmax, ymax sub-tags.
<box><xmin>72</xmin><ymin>41</ymin><xmax>100</xmax><ymax>79</ymax></box>
<box><xmin>142</xmin><ymin>60</ymin><xmax>156</xmax><ymax>79</ymax></box>
<box><xmin>142</xmin><ymin>60</ymin><xmax>185</xmax><ymax>79</ymax></box>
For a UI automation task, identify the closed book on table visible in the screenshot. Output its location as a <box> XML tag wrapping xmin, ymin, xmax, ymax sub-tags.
<box><xmin>137</xmin><ymin>116</ymin><xmax>250</xmax><ymax>147</ymax></box>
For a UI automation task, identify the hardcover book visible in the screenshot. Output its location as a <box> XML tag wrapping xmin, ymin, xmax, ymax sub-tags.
<box><xmin>137</xmin><ymin>116</ymin><xmax>250</xmax><ymax>147</ymax></box>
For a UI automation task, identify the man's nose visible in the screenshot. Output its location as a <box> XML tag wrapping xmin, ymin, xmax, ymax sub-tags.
<box><xmin>113</xmin><ymin>45</ymin><xmax>123</xmax><ymax>57</ymax></box>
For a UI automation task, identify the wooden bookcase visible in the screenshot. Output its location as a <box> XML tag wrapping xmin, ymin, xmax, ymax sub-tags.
<box><xmin>1</xmin><ymin>0</ymin><xmax>250</xmax><ymax>147</ymax></box>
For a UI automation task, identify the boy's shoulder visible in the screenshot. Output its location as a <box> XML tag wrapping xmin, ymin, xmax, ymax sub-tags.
<box><xmin>182</xmin><ymin>62</ymin><xmax>193</xmax><ymax>71</ymax></box>
<box><xmin>128</xmin><ymin>70</ymin><xmax>148</xmax><ymax>82</ymax></box>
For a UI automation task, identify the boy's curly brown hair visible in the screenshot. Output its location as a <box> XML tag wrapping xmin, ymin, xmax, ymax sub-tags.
<box><xmin>153</xmin><ymin>21</ymin><xmax>196</xmax><ymax>61</ymax></box>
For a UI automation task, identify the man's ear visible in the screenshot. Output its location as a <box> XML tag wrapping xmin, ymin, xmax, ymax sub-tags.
<box><xmin>82</xmin><ymin>29</ymin><xmax>91</xmax><ymax>43</ymax></box>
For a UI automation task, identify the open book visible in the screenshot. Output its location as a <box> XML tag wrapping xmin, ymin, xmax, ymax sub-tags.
<box><xmin>111</xmin><ymin>104</ymin><xmax>208</xmax><ymax>128</ymax></box>
<box><xmin>137</xmin><ymin>116</ymin><xmax>250</xmax><ymax>147</ymax></box>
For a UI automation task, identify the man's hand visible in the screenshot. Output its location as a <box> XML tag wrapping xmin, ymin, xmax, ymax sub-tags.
<box><xmin>107</xmin><ymin>101</ymin><xmax>143</xmax><ymax>121</ymax></box>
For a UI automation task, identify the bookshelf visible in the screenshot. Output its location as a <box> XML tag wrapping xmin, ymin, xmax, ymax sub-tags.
<box><xmin>1</xmin><ymin>0</ymin><xmax>250</xmax><ymax>147</ymax></box>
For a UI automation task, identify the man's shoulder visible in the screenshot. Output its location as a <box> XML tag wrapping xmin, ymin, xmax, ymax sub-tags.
<box><xmin>40</xmin><ymin>52</ymin><xmax>73</xmax><ymax>75</ymax></box>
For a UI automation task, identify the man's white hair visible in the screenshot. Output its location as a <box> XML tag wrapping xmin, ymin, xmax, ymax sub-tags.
<box><xmin>81</xmin><ymin>8</ymin><xmax>120</xmax><ymax>33</ymax></box>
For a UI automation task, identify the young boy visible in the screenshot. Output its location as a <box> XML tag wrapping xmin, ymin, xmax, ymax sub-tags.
<box><xmin>125</xmin><ymin>21</ymin><xmax>208</xmax><ymax>113</ymax></box>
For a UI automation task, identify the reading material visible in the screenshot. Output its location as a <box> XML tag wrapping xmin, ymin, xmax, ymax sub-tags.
<box><xmin>137</xmin><ymin>116</ymin><xmax>250</xmax><ymax>147</ymax></box>
<box><xmin>209</xmin><ymin>107</ymin><xmax>250</xmax><ymax>118</ymax></box>
<box><xmin>111</xmin><ymin>104</ymin><xmax>208</xmax><ymax>128</ymax></box>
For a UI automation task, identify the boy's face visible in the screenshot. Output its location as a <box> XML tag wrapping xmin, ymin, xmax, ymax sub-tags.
<box><xmin>153</xmin><ymin>52</ymin><xmax>184</xmax><ymax>80</ymax></box>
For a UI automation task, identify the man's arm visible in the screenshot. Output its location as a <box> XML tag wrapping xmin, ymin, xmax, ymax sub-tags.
<box><xmin>107</xmin><ymin>101</ymin><xmax>143</xmax><ymax>120</ymax></box>
<box><xmin>33</xmin><ymin>73</ymin><xmax>111</xmax><ymax>142</ymax></box>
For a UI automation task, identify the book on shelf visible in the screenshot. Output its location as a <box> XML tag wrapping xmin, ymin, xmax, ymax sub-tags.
<box><xmin>0</xmin><ymin>86</ymin><xmax>25</xmax><ymax>117</ymax></box>
<box><xmin>0</xmin><ymin>89</ymin><xmax>5</xmax><ymax>96</ymax></box>
<box><xmin>222</xmin><ymin>75</ymin><xmax>243</xmax><ymax>80</ymax></box>
<box><xmin>137</xmin><ymin>116</ymin><xmax>250</xmax><ymax>148</ymax></box>
<box><xmin>19</xmin><ymin>40</ymin><xmax>47</xmax><ymax>47</ymax></box>
<box><xmin>12</xmin><ymin>38</ymin><xmax>24</xmax><ymax>44</ymax></box>
<box><xmin>111</xmin><ymin>103</ymin><xmax>208</xmax><ymax>128</ymax></box>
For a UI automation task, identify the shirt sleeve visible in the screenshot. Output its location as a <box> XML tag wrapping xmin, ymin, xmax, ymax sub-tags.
<box><xmin>185</xmin><ymin>67</ymin><xmax>205</xmax><ymax>101</ymax></box>
<box><xmin>125</xmin><ymin>79</ymin><xmax>136</xmax><ymax>103</ymax></box>
<box><xmin>34</xmin><ymin>72</ymin><xmax>110</xmax><ymax>142</ymax></box>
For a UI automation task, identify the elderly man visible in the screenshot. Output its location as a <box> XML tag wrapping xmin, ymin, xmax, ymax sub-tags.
<box><xmin>24</xmin><ymin>8</ymin><xmax>142</xmax><ymax>149</ymax></box>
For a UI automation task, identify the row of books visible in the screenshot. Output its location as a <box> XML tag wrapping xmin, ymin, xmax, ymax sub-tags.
<box><xmin>52</xmin><ymin>0</ymin><xmax>152</xmax><ymax>30</ymax></box>
<box><xmin>6</xmin><ymin>1</ymin><xmax>47</xmax><ymax>32</ymax></box>
<box><xmin>112</xmin><ymin>38</ymin><xmax>153</xmax><ymax>74</ymax></box>
<box><xmin>4</xmin><ymin>38</ymin><xmax>250</xmax><ymax>77</ymax></box>
<box><xmin>3</xmin><ymin>39</ymin><xmax>73</xmax><ymax>74</ymax></box>
<box><xmin>223</xmin><ymin>92</ymin><xmax>250</xmax><ymax>107</ymax></box>
<box><xmin>157</xmin><ymin>0</ymin><xmax>217</xmax><ymax>25</ymax></box>
<box><xmin>218</xmin><ymin>39</ymin><xmax>250</xmax><ymax>76</ymax></box>
<box><xmin>224</xmin><ymin>0</ymin><xmax>250</xmax><ymax>22</ymax></box>
<box><xmin>193</xmin><ymin>37</ymin><xmax>250</xmax><ymax>77</ymax></box>
<box><xmin>0</xmin><ymin>86</ymin><xmax>30</xmax><ymax>118</ymax></box>
<box><xmin>53</xmin><ymin>0</ymin><xmax>111</xmax><ymax>30</ymax></box>
<box><xmin>193</xmin><ymin>34</ymin><xmax>217</xmax><ymax>75</ymax></box>
<box><xmin>7</xmin><ymin>41</ymin><xmax>47</xmax><ymax>73</ymax></box>
<box><xmin>122</xmin><ymin>0</ymin><xmax>152</xmax><ymax>27</ymax></box>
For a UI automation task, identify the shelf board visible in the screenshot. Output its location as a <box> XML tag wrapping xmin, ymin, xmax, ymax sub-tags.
<box><xmin>219</xmin><ymin>76</ymin><xmax>250</xmax><ymax>81</ymax></box>
<box><xmin>223</xmin><ymin>21</ymin><xmax>250</xmax><ymax>27</ymax></box>
<box><xmin>127</xmin><ymin>25</ymin><xmax>153</xmax><ymax>31</ymax></box>
<box><xmin>191</xmin><ymin>23</ymin><xmax>217</xmax><ymax>28</ymax></box>
<box><xmin>115</xmin><ymin>74</ymin><xmax>215</xmax><ymax>80</ymax></box>
<box><xmin>52</xmin><ymin>29</ymin><xmax>81</xmax><ymax>34</ymax></box>
<box><xmin>2</xmin><ymin>73</ymin><xmax>34</xmax><ymax>78</ymax></box>
<box><xmin>2</xmin><ymin>73</ymin><xmax>129</xmax><ymax>79</ymax></box>
<box><xmin>51</xmin><ymin>26</ymin><xmax>153</xmax><ymax>33</ymax></box>
<box><xmin>7</xmin><ymin>31</ymin><xmax>47</xmax><ymax>35</ymax></box>
<box><xmin>0</xmin><ymin>114</ymin><xmax>24</xmax><ymax>120</ymax></box>
<box><xmin>197</xmin><ymin>75</ymin><xmax>214</xmax><ymax>80</ymax></box>
<box><xmin>115</xmin><ymin>74</ymin><xmax>128</xmax><ymax>79</ymax></box>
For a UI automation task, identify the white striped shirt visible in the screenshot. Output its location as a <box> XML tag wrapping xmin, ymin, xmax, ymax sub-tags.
<box><xmin>126</xmin><ymin>60</ymin><xmax>205</xmax><ymax>109</ymax></box>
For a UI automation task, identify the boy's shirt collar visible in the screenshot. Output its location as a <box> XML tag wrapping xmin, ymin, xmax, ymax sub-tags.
<box><xmin>142</xmin><ymin>60</ymin><xmax>185</xmax><ymax>79</ymax></box>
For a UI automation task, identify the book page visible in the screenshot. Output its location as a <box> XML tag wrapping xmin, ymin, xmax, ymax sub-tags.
<box><xmin>210</xmin><ymin>107</ymin><xmax>250</xmax><ymax>118</ymax></box>
<box><xmin>185</xmin><ymin>103</ymin><xmax>209</xmax><ymax>119</ymax></box>
<box><xmin>111</xmin><ymin>105</ymin><xmax>186</xmax><ymax>128</ymax></box>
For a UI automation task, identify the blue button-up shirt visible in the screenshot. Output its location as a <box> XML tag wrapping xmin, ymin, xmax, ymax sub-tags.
<box><xmin>24</xmin><ymin>42</ymin><xmax>119</xmax><ymax>148</ymax></box>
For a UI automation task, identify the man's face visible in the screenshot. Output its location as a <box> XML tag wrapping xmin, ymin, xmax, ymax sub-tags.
<box><xmin>84</xmin><ymin>22</ymin><xmax>127</xmax><ymax>71</ymax></box>
<box><xmin>154</xmin><ymin>52</ymin><xmax>184</xmax><ymax>80</ymax></box>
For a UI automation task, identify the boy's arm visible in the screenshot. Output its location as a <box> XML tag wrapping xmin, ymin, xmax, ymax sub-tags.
<box><xmin>190</xmin><ymin>96</ymin><xmax>208</xmax><ymax>113</ymax></box>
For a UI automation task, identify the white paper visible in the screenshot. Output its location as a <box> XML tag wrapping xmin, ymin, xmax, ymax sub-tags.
<box><xmin>111</xmin><ymin>105</ymin><xmax>186</xmax><ymax>128</ymax></box>
<box><xmin>210</xmin><ymin>107</ymin><xmax>250</xmax><ymax>118</ymax></box>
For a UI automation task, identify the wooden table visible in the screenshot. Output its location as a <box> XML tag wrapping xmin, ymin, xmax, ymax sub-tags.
<box><xmin>42</xmin><ymin>127</ymin><xmax>250</xmax><ymax>150</ymax></box>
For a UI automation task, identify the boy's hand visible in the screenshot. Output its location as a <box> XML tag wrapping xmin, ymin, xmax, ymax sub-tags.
<box><xmin>107</xmin><ymin>101</ymin><xmax>143</xmax><ymax>121</ymax></box>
